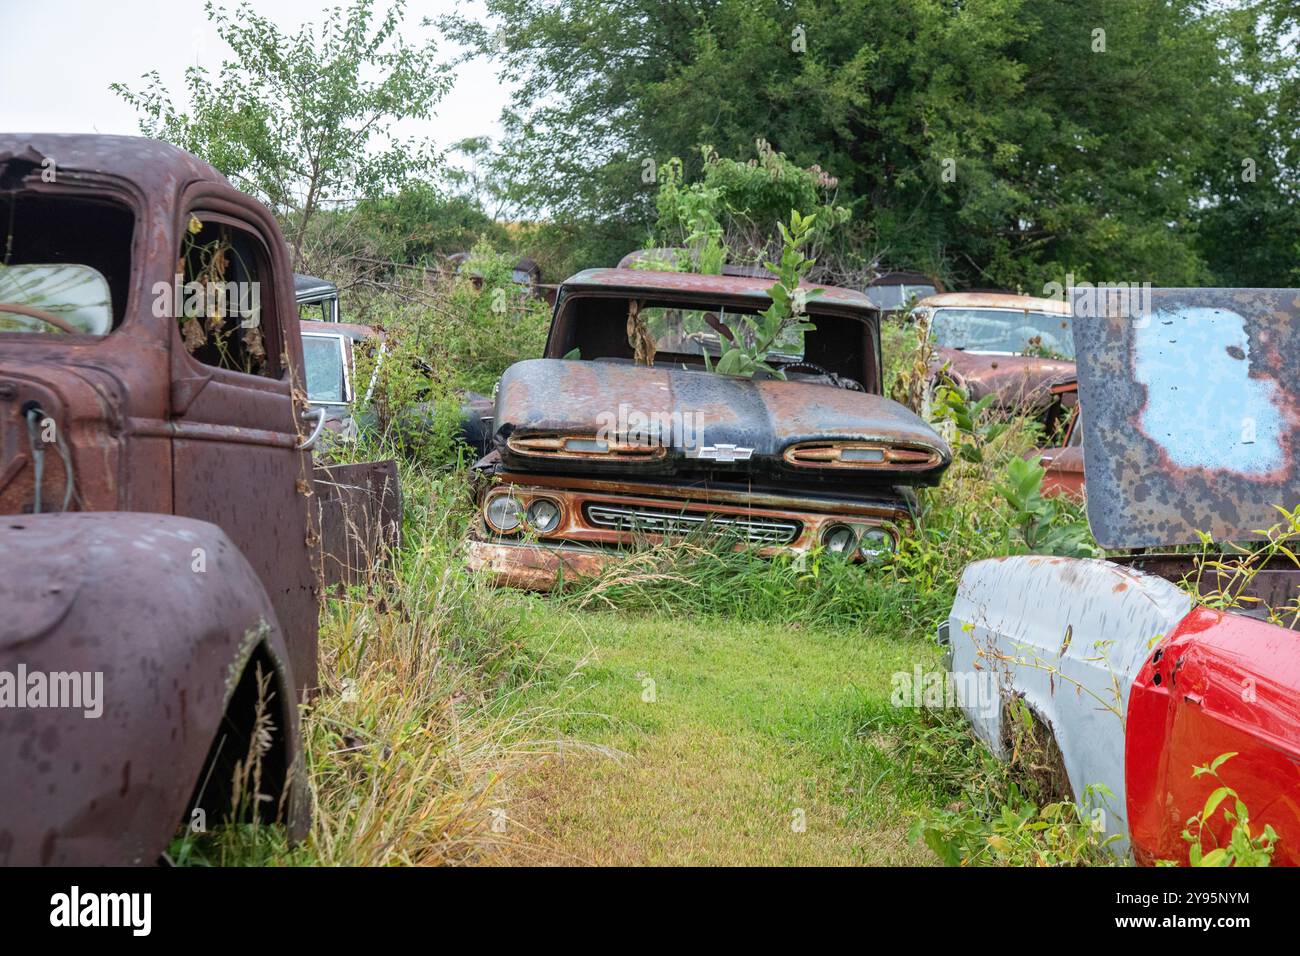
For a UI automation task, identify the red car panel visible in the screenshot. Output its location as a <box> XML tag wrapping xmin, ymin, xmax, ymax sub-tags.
<box><xmin>1126</xmin><ymin>607</ymin><xmax>1300</xmax><ymax>866</ymax></box>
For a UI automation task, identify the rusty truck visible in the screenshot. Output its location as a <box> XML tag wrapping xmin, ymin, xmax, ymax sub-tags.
<box><xmin>0</xmin><ymin>134</ymin><xmax>395</xmax><ymax>865</ymax></box>
<box><xmin>465</xmin><ymin>268</ymin><xmax>952</xmax><ymax>589</ymax></box>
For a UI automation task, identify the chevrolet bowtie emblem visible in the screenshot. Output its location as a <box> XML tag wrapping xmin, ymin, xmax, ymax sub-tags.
<box><xmin>696</xmin><ymin>444</ymin><xmax>753</xmax><ymax>463</ymax></box>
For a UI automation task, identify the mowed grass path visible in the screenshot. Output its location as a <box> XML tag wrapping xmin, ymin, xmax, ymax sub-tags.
<box><xmin>493</xmin><ymin>605</ymin><xmax>941</xmax><ymax>865</ymax></box>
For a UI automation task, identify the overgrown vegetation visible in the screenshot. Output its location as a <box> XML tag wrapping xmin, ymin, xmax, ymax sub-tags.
<box><xmin>117</xmin><ymin>0</ymin><xmax>1292</xmax><ymax>868</ymax></box>
<box><xmin>649</xmin><ymin>140</ymin><xmax>851</xmax><ymax>275</ymax></box>
<box><xmin>902</xmin><ymin>703</ymin><xmax>1119</xmax><ymax>867</ymax></box>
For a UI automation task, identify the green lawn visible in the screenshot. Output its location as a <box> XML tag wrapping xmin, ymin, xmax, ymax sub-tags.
<box><xmin>494</xmin><ymin>603</ymin><xmax>944</xmax><ymax>865</ymax></box>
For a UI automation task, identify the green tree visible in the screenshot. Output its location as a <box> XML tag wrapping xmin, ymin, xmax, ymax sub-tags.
<box><xmin>113</xmin><ymin>0</ymin><xmax>451</xmax><ymax>268</ymax></box>
<box><xmin>445</xmin><ymin>0</ymin><xmax>1284</xmax><ymax>288</ymax></box>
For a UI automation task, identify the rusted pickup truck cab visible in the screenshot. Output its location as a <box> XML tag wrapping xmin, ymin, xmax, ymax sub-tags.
<box><xmin>467</xmin><ymin>268</ymin><xmax>951</xmax><ymax>588</ymax></box>
<box><xmin>0</xmin><ymin>134</ymin><xmax>322</xmax><ymax>864</ymax></box>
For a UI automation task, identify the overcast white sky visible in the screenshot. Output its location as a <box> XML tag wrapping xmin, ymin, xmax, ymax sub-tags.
<box><xmin>0</xmin><ymin>0</ymin><xmax>511</xmax><ymax>168</ymax></box>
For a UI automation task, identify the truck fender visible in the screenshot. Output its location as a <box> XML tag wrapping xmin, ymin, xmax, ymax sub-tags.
<box><xmin>0</xmin><ymin>511</ymin><xmax>304</xmax><ymax>865</ymax></box>
<box><xmin>943</xmin><ymin>554</ymin><xmax>1192</xmax><ymax>852</ymax></box>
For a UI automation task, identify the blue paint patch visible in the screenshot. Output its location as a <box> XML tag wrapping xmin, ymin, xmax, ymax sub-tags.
<box><xmin>1134</xmin><ymin>306</ymin><xmax>1285</xmax><ymax>474</ymax></box>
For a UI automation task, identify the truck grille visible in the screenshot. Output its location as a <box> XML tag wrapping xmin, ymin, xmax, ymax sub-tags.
<box><xmin>585</xmin><ymin>503</ymin><xmax>801</xmax><ymax>545</ymax></box>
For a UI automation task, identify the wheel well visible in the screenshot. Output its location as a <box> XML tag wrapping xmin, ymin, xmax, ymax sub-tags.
<box><xmin>184</xmin><ymin>643</ymin><xmax>291</xmax><ymax>829</ymax></box>
<box><xmin>1000</xmin><ymin>696</ymin><xmax>1075</xmax><ymax>804</ymax></box>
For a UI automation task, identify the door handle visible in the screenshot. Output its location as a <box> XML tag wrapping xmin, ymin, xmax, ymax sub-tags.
<box><xmin>297</xmin><ymin>407</ymin><xmax>327</xmax><ymax>450</ymax></box>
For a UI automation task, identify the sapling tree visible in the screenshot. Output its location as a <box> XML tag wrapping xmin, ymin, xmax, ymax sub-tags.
<box><xmin>704</xmin><ymin>210</ymin><xmax>822</xmax><ymax>379</ymax></box>
<box><xmin>113</xmin><ymin>0</ymin><xmax>450</xmax><ymax>268</ymax></box>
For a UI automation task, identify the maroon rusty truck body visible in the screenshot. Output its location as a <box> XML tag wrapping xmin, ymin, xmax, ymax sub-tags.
<box><xmin>0</xmin><ymin>134</ymin><xmax>384</xmax><ymax>864</ymax></box>
<box><xmin>467</xmin><ymin>268</ymin><xmax>952</xmax><ymax>588</ymax></box>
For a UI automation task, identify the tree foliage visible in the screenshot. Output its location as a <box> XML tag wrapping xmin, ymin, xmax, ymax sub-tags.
<box><xmin>650</xmin><ymin>139</ymin><xmax>850</xmax><ymax>272</ymax></box>
<box><xmin>444</xmin><ymin>0</ymin><xmax>1300</xmax><ymax>288</ymax></box>
<box><xmin>114</xmin><ymin>0</ymin><xmax>451</xmax><ymax>267</ymax></box>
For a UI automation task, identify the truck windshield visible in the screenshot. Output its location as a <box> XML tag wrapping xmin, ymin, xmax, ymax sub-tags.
<box><xmin>644</xmin><ymin>305</ymin><xmax>804</xmax><ymax>360</ymax></box>
<box><xmin>930</xmin><ymin>307</ymin><xmax>1074</xmax><ymax>360</ymax></box>
<box><xmin>303</xmin><ymin>334</ymin><xmax>347</xmax><ymax>403</ymax></box>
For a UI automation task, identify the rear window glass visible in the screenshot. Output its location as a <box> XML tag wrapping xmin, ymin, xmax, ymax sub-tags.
<box><xmin>0</xmin><ymin>193</ymin><xmax>133</xmax><ymax>335</ymax></box>
<box><xmin>644</xmin><ymin>306</ymin><xmax>804</xmax><ymax>360</ymax></box>
<box><xmin>867</xmin><ymin>283</ymin><xmax>936</xmax><ymax>310</ymax></box>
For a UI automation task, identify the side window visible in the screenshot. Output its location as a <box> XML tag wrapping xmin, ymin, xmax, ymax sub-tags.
<box><xmin>175</xmin><ymin>216</ymin><xmax>278</xmax><ymax>378</ymax></box>
<box><xmin>299</xmin><ymin>300</ymin><xmax>328</xmax><ymax>323</ymax></box>
<box><xmin>303</xmin><ymin>334</ymin><xmax>348</xmax><ymax>404</ymax></box>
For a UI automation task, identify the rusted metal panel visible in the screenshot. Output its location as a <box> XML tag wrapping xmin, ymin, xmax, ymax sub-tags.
<box><xmin>314</xmin><ymin>460</ymin><xmax>402</xmax><ymax>587</ymax></box>
<box><xmin>464</xmin><ymin>538</ymin><xmax>615</xmax><ymax>591</ymax></box>
<box><xmin>0</xmin><ymin>512</ymin><xmax>305</xmax><ymax>865</ymax></box>
<box><xmin>945</xmin><ymin>555</ymin><xmax>1194</xmax><ymax>852</ymax></box>
<box><xmin>1076</xmin><ymin>288</ymin><xmax>1300</xmax><ymax>548</ymax></box>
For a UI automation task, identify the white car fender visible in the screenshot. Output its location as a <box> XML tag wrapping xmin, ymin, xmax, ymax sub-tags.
<box><xmin>943</xmin><ymin>555</ymin><xmax>1192</xmax><ymax>850</ymax></box>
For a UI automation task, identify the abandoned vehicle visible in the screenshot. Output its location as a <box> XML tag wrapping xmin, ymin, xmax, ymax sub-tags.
<box><xmin>913</xmin><ymin>292</ymin><xmax>1076</xmax><ymax>433</ymax></box>
<box><xmin>0</xmin><ymin>134</ymin><xmax>394</xmax><ymax>864</ymax></box>
<box><xmin>942</xmin><ymin>288</ymin><xmax>1300</xmax><ymax>865</ymax></box>
<box><xmin>864</xmin><ymin>270</ymin><xmax>941</xmax><ymax>315</ymax></box>
<box><xmin>466</xmin><ymin>267</ymin><xmax>953</xmax><ymax>589</ymax></box>
<box><xmin>300</xmin><ymin>316</ymin><xmax>384</xmax><ymax>441</ymax></box>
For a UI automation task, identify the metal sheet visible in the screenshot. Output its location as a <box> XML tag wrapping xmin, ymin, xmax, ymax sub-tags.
<box><xmin>1075</xmin><ymin>288</ymin><xmax>1300</xmax><ymax>548</ymax></box>
<box><xmin>314</xmin><ymin>459</ymin><xmax>402</xmax><ymax>588</ymax></box>
<box><xmin>494</xmin><ymin>357</ymin><xmax>951</xmax><ymax>484</ymax></box>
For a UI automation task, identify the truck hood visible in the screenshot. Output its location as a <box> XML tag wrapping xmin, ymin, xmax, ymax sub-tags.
<box><xmin>932</xmin><ymin>348</ymin><xmax>1076</xmax><ymax>411</ymax></box>
<box><xmin>494</xmin><ymin>358</ymin><xmax>951</xmax><ymax>485</ymax></box>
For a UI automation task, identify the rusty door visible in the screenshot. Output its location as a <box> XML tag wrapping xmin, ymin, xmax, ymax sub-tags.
<box><xmin>167</xmin><ymin>199</ymin><xmax>318</xmax><ymax>696</ymax></box>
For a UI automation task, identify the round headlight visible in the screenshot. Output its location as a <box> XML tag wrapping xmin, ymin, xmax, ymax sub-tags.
<box><xmin>486</xmin><ymin>494</ymin><xmax>523</xmax><ymax>533</ymax></box>
<box><xmin>821</xmin><ymin>523</ymin><xmax>857</xmax><ymax>556</ymax></box>
<box><xmin>526</xmin><ymin>498</ymin><xmax>561</xmax><ymax>534</ymax></box>
<box><xmin>860</xmin><ymin>527</ymin><xmax>894</xmax><ymax>560</ymax></box>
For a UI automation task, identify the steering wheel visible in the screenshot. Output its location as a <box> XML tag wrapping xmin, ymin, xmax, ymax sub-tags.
<box><xmin>780</xmin><ymin>360</ymin><xmax>864</xmax><ymax>392</ymax></box>
<box><xmin>780</xmin><ymin>360</ymin><xmax>836</xmax><ymax>378</ymax></box>
<box><xmin>0</xmin><ymin>303</ymin><xmax>79</xmax><ymax>334</ymax></box>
